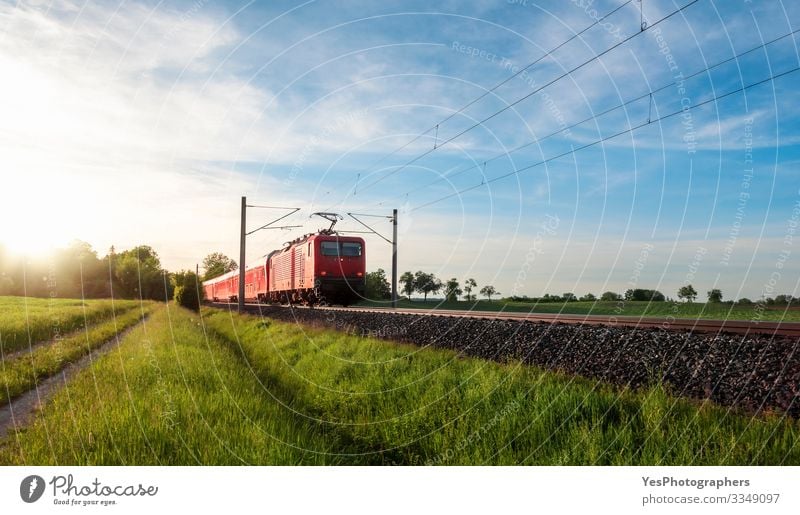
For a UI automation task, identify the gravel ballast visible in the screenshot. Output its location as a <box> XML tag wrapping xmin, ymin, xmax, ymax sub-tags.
<box><xmin>247</xmin><ymin>306</ymin><xmax>800</xmax><ymax>417</ymax></box>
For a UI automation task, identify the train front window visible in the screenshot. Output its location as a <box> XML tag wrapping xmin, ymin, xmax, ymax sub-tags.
<box><xmin>321</xmin><ymin>241</ymin><xmax>339</xmax><ymax>256</ymax></box>
<box><xmin>340</xmin><ymin>242</ymin><xmax>362</xmax><ymax>256</ymax></box>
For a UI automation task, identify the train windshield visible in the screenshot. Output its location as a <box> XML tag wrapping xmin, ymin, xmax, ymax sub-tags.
<box><xmin>341</xmin><ymin>242</ymin><xmax>362</xmax><ymax>256</ymax></box>
<box><xmin>321</xmin><ymin>241</ymin><xmax>339</xmax><ymax>256</ymax></box>
<box><xmin>320</xmin><ymin>241</ymin><xmax>362</xmax><ymax>257</ymax></box>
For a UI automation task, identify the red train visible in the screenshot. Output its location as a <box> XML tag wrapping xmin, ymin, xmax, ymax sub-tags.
<box><xmin>202</xmin><ymin>231</ymin><xmax>366</xmax><ymax>306</ymax></box>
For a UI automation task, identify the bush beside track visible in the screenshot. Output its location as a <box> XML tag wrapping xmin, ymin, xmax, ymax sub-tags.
<box><xmin>248</xmin><ymin>305</ymin><xmax>800</xmax><ymax>417</ymax></box>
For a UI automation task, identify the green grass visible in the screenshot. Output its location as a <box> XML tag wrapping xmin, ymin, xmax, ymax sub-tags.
<box><xmin>3</xmin><ymin>306</ymin><xmax>798</xmax><ymax>465</ymax></box>
<box><xmin>358</xmin><ymin>298</ymin><xmax>800</xmax><ymax>322</ymax></box>
<box><xmin>0</xmin><ymin>296</ymin><xmax>142</xmax><ymax>355</ymax></box>
<box><xmin>0</xmin><ymin>303</ymin><xmax>154</xmax><ymax>404</ymax></box>
<box><xmin>202</xmin><ymin>309</ymin><xmax>800</xmax><ymax>465</ymax></box>
<box><xmin>0</xmin><ymin>304</ymin><xmax>366</xmax><ymax>465</ymax></box>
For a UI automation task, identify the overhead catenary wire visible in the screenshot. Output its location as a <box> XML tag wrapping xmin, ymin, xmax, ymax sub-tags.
<box><xmin>408</xmin><ymin>65</ymin><xmax>800</xmax><ymax>213</ymax></box>
<box><xmin>355</xmin><ymin>0</ymin><xmax>702</xmax><ymax>195</ymax></box>
<box><xmin>329</xmin><ymin>0</ymin><xmax>636</xmax><ymax>197</ymax></box>
<box><xmin>367</xmin><ymin>26</ymin><xmax>800</xmax><ymax>206</ymax></box>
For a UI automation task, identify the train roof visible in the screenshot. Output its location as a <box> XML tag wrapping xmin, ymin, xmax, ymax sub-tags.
<box><xmin>202</xmin><ymin>269</ymin><xmax>238</xmax><ymax>286</ymax></box>
<box><xmin>279</xmin><ymin>231</ymin><xmax>364</xmax><ymax>251</ymax></box>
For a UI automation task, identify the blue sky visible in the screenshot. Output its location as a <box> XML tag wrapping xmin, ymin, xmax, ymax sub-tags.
<box><xmin>1</xmin><ymin>0</ymin><xmax>798</xmax><ymax>300</ymax></box>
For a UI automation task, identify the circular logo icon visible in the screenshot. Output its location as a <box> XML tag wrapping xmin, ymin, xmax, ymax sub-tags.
<box><xmin>20</xmin><ymin>475</ymin><xmax>45</xmax><ymax>503</ymax></box>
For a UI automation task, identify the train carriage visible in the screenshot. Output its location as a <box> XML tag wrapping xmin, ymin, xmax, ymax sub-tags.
<box><xmin>202</xmin><ymin>231</ymin><xmax>365</xmax><ymax>306</ymax></box>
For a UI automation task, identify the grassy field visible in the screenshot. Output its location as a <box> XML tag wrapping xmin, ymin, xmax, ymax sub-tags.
<box><xmin>0</xmin><ymin>296</ymin><xmax>142</xmax><ymax>354</ymax></box>
<box><xmin>0</xmin><ymin>304</ymin><xmax>153</xmax><ymax>404</ymax></box>
<box><xmin>358</xmin><ymin>298</ymin><xmax>800</xmax><ymax>322</ymax></box>
<box><xmin>200</xmin><ymin>310</ymin><xmax>800</xmax><ymax>465</ymax></box>
<box><xmin>0</xmin><ymin>304</ymin><xmax>364</xmax><ymax>465</ymax></box>
<box><xmin>3</xmin><ymin>305</ymin><xmax>798</xmax><ymax>465</ymax></box>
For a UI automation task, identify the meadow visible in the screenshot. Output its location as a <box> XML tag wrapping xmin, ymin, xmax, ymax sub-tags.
<box><xmin>2</xmin><ymin>303</ymin><xmax>797</xmax><ymax>465</ymax></box>
<box><xmin>0</xmin><ymin>296</ymin><xmax>142</xmax><ymax>355</ymax></box>
<box><xmin>0</xmin><ymin>305</ymin><xmax>153</xmax><ymax>404</ymax></box>
<box><xmin>0</xmin><ymin>304</ymin><xmax>362</xmax><ymax>465</ymax></box>
<box><xmin>359</xmin><ymin>298</ymin><xmax>800</xmax><ymax>322</ymax></box>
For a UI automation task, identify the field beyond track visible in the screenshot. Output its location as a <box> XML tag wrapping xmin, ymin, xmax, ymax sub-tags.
<box><xmin>1</xmin><ymin>298</ymin><xmax>797</xmax><ymax>465</ymax></box>
<box><xmin>357</xmin><ymin>298</ymin><xmax>800</xmax><ymax>322</ymax></box>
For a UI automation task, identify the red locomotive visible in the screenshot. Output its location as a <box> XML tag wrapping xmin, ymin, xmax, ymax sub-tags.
<box><xmin>202</xmin><ymin>216</ymin><xmax>365</xmax><ymax>306</ymax></box>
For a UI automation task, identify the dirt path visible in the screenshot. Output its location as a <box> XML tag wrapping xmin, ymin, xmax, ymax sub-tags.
<box><xmin>1</xmin><ymin>307</ymin><xmax>137</xmax><ymax>362</ymax></box>
<box><xmin>0</xmin><ymin>316</ymin><xmax>148</xmax><ymax>439</ymax></box>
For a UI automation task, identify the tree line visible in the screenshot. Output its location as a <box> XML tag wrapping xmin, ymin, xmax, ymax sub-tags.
<box><xmin>365</xmin><ymin>269</ymin><xmax>499</xmax><ymax>302</ymax></box>
<box><xmin>364</xmin><ymin>270</ymin><xmax>796</xmax><ymax>307</ymax></box>
<box><xmin>5</xmin><ymin>242</ymin><xmax>792</xmax><ymax>310</ymax></box>
<box><xmin>0</xmin><ymin>242</ymin><xmax>239</xmax><ymax>311</ymax></box>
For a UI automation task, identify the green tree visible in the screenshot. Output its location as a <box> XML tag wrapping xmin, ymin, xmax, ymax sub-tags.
<box><xmin>202</xmin><ymin>252</ymin><xmax>237</xmax><ymax>281</ymax></box>
<box><xmin>562</xmin><ymin>292</ymin><xmax>577</xmax><ymax>302</ymax></box>
<box><xmin>579</xmin><ymin>293</ymin><xmax>597</xmax><ymax>301</ymax></box>
<box><xmin>600</xmin><ymin>291</ymin><xmax>621</xmax><ymax>301</ymax></box>
<box><xmin>400</xmin><ymin>271</ymin><xmax>415</xmax><ymax>300</ymax></box>
<box><xmin>463</xmin><ymin>278</ymin><xmax>477</xmax><ymax>302</ymax></box>
<box><xmin>707</xmin><ymin>288</ymin><xmax>723</xmax><ymax>303</ymax></box>
<box><xmin>479</xmin><ymin>285</ymin><xmax>499</xmax><ymax>301</ymax></box>
<box><xmin>444</xmin><ymin>278</ymin><xmax>462</xmax><ymax>302</ymax></box>
<box><xmin>626</xmin><ymin>288</ymin><xmax>666</xmax><ymax>302</ymax></box>
<box><xmin>677</xmin><ymin>284</ymin><xmax>698</xmax><ymax>303</ymax></box>
<box><xmin>365</xmin><ymin>268</ymin><xmax>391</xmax><ymax>300</ymax></box>
<box><xmin>54</xmin><ymin>240</ymin><xmax>108</xmax><ymax>298</ymax></box>
<box><xmin>414</xmin><ymin>271</ymin><xmax>441</xmax><ymax>301</ymax></box>
<box><xmin>110</xmin><ymin>245</ymin><xmax>169</xmax><ymax>300</ymax></box>
<box><xmin>173</xmin><ymin>270</ymin><xmax>203</xmax><ymax>311</ymax></box>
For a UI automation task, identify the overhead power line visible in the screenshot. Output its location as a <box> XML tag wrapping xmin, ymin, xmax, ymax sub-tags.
<box><xmin>408</xmin><ymin>65</ymin><xmax>800</xmax><ymax>213</ymax></box>
<box><xmin>319</xmin><ymin>0</ymin><xmax>636</xmax><ymax>207</ymax></box>
<box><xmin>355</xmin><ymin>0</ymin><xmax>702</xmax><ymax>194</ymax></box>
<box><xmin>370</xmin><ymin>26</ymin><xmax>800</xmax><ymax>206</ymax></box>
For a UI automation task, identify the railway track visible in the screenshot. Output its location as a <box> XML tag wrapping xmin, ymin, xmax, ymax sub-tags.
<box><xmin>209</xmin><ymin>302</ymin><xmax>800</xmax><ymax>338</ymax></box>
<box><xmin>209</xmin><ymin>301</ymin><xmax>800</xmax><ymax>416</ymax></box>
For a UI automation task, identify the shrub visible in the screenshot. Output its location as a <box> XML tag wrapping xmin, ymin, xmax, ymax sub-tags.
<box><xmin>173</xmin><ymin>270</ymin><xmax>203</xmax><ymax>311</ymax></box>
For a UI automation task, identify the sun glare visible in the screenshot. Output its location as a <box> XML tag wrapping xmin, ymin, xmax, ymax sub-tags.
<box><xmin>0</xmin><ymin>172</ymin><xmax>88</xmax><ymax>258</ymax></box>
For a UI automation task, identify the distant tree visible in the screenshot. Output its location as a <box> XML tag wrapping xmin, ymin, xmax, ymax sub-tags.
<box><xmin>400</xmin><ymin>271</ymin><xmax>415</xmax><ymax>300</ymax></box>
<box><xmin>0</xmin><ymin>245</ymin><xmax>14</xmax><ymax>296</ymax></box>
<box><xmin>677</xmin><ymin>284</ymin><xmax>698</xmax><ymax>303</ymax></box>
<box><xmin>765</xmin><ymin>297</ymin><xmax>776</xmax><ymax>305</ymax></box>
<box><xmin>736</xmin><ymin>298</ymin><xmax>753</xmax><ymax>305</ymax></box>
<box><xmin>774</xmin><ymin>294</ymin><xmax>795</xmax><ymax>305</ymax></box>
<box><xmin>414</xmin><ymin>271</ymin><xmax>441</xmax><ymax>301</ymax></box>
<box><xmin>365</xmin><ymin>268</ymin><xmax>391</xmax><ymax>300</ymax></box>
<box><xmin>600</xmin><ymin>291</ymin><xmax>621</xmax><ymax>301</ymax></box>
<box><xmin>202</xmin><ymin>252</ymin><xmax>237</xmax><ymax>281</ymax></box>
<box><xmin>463</xmin><ymin>278</ymin><xmax>477</xmax><ymax>302</ymax></box>
<box><xmin>444</xmin><ymin>278</ymin><xmax>462</xmax><ymax>302</ymax></box>
<box><xmin>173</xmin><ymin>270</ymin><xmax>203</xmax><ymax>311</ymax></box>
<box><xmin>480</xmin><ymin>285</ymin><xmax>499</xmax><ymax>302</ymax></box>
<box><xmin>626</xmin><ymin>288</ymin><xmax>666</xmax><ymax>302</ymax></box>
<box><xmin>579</xmin><ymin>293</ymin><xmax>597</xmax><ymax>302</ymax></box>
<box><xmin>54</xmin><ymin>240</ymin><xmax>108</xmax><ymax>298</ymax></box>
<box><xmin>562</xmin><ymin>292</ymin><xmax>577</xmax><ymax>302</ymax></box>
<box><xmin>109</xmin><ymin>245</ymin><xmax>170</xmax><ymax>300</ymax></box>
<box><xmin>707</xmin><ymin>288</ymin><xmax>723</xmax><ymax>303</ymax></box>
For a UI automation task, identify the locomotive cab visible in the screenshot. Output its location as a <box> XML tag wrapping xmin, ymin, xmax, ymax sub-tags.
<box><xmin>315</xmin><ymin>236</ymin><xmax>365</xmax><ymax>305</ymax></box>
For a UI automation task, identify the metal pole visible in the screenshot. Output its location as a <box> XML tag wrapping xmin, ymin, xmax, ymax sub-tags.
<box><xmin>392</xmin><ymin>208</ymin><xmax>398</xmax><ymax>309</ymax></box>
<box><xmin>238</xmin><ymin>196</ymin><xmax>246</xmax><ymax>313</ymax></box>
